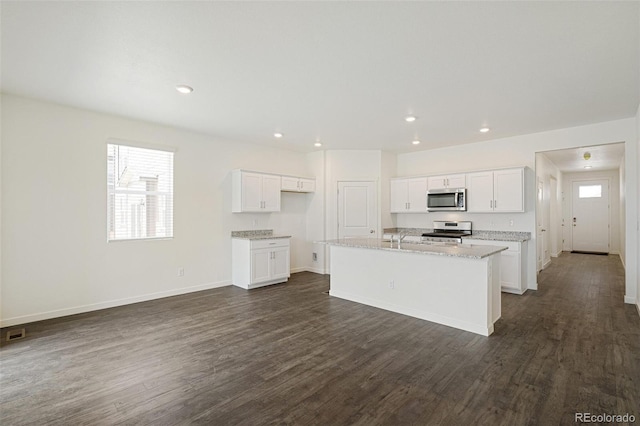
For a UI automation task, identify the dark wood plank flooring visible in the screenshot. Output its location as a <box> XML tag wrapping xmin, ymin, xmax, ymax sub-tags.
<box><xmin>1</xmin><ymin>253</ymin><xmax>639</xmax><ymax>425</ymax></box>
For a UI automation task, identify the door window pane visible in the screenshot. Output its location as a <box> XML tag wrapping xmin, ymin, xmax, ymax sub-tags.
<box><xmin>578</xmin><ymin>185</ymin><xmax>601</xmax><ymax>198</ymax></box>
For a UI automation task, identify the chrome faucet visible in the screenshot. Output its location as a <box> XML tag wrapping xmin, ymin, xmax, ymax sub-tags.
<box><xmin>392</xmin><ymin>234</ymin><xmax>407</xmax><ymax>248</ymax></box>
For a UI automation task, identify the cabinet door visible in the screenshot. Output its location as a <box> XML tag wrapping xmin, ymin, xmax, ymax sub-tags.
<box><xmin>406</xmin><ymin>177</ymin><xmax>428</xmax><ymax>212</ymax></box>
<box><xmin>427</xmin><ymin>176</ymin><xmax>447</xmax><ymax>190</ymax></box>
<box><xmin>271</xmin><ymin>246</ymin><xmax>290</xmax><ymax>280</ymax></box>
<box><xmin>390</xmin><ymin>179</ymin><xmax>409</xmax><ymax>212</ymax></box>
<box><xmin>467</xmin><ymin>171</ymin><xmax>494</xmax><ymax>212</ymax></box>
<box><xmin>281</xmin><ymin>176</ymin><xmax>299</xmax><ymax>192</ymax></box>
<box><xmin>241</xmin><ymin>172</ymin><xmax>264</xmax><ymax>211</ymax></box>
<box><xmin>447</xmin><ymin>174</ymin><xmax>466</xmax><ymax>189</ymax></box>
<box><xmin>262</xmin><ymin>175</ymin><xmax>282</xmax><ymax>211</ymax></box>
<box><xmin>251</xmin><ymin>249</ymin><xmax>272</xmax><ymax>283</ymax></box>
<box><xmin>500</xmin><ymin>250</ymin><xmax>520</xmax><ymax>290</ymax></box>
<box><xmin>299</xmin><ymin>178</ymin><xmax>315</xmax><ymax>193</ymax></box>
<box><xmin>494</xmin><ymin>168</ymin><xmax>524</xmax><ymax>212</ymax></box>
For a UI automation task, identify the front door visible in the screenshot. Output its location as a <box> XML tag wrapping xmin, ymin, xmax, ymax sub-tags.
<box><xmin>572</xmin><ymin>180</ymin><xmax>610</xmax><ymax>253</ymax></box>
<box><xmin>337</xmin><ymin>181</ymin><xmax>378</xmax><ymax>239</ymax></box>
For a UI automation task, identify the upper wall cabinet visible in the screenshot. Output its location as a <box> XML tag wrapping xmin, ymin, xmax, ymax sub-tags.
<box><xmin>467</xmin><ymin>168</ymin><xmax>524</xmax><ymax>213</ymax></box>
<box><xmin>427</xmin><ymin>173</ymin><xmax>466</xmax><ymax>190</ymax></box>
<box><xmin>390</xmin><ymin>177</ymin><xmax>428</xmax><ymax>213</ymax></box>
<box><xmin>232</xmin><ymin>170</ymin><xmax>282</xmax><ymax>212</ymax></box>
<box><xmin>281</xmin><ymin>176</ymin><xmax>316</xmax><ymax>193</ymax></box>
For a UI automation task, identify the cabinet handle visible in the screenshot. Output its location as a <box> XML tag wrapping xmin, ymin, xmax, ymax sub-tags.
<box><xmin>494</xmin><ymin>200</ymin><xmax>497</xmax><ymax>209</ymax></box>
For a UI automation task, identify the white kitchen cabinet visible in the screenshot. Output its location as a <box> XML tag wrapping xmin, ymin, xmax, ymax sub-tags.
<box><xmin>467</xmin><ymin>168</ymin><xmax>524</xmax><ymax>213</ymax></box>
<box><xmin>464</xmin><ymin>238</ymin><xmax>528</xmax><ymax>294</ymax></box>
<box><xmin>390</xmin><ymin>177</ymin><xmax>428</xmax><ymax>213</ymax></box>
<box><xmin>281</xmin><ymin>176</ymin><xmax>315</xmax><ymax>193</ymax></box>
<box><xmin>232</xmin><ymin>170</ymin><xmax>281</xmax><ymax>212</ymax></box>
<box><xmin>427</xmin><ymin>173</ymin><xmax>466</xmax><ymax>190</ymax></box>
<box><xmin>232</xmin><ymin>238</ymin><xmax>291</xmax><ymax>289</ymax></box>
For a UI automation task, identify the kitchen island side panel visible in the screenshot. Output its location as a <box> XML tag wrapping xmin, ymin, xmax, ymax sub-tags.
<box><xmin>328</xmin><ymin>245</ymin><xmax>500</xmax><ymax>336</ymax></box>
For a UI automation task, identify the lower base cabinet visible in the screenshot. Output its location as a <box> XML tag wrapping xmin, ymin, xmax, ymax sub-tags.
<box><xmin>232</xmin><ymin>238</ymin><xmax>291</xmax><ymax>289</ymax></box>
<box><xmin>464</xmin><ymin>239</ymin><xmax>528</xmax><ymax>294</ymax></box>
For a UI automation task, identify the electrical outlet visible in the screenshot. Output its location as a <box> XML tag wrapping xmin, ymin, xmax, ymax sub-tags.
<box><xmin>389</xmin><ymin>280</ymin><xmax>395</xmax><ymax>289</ymax></box>
<box><xmin>312</xmin><ymin>252</ymin><xmax>318</xmax><ymax>261</ymax></box>
<box><xmin>178</xmin><ymin>267</ymin><xmax>184</xmax><ymax>277</ymax></box>
<box><xmin>509</xmin><ymin>219</ymin><xmax>514</xmax><ymax>227</ymax></box>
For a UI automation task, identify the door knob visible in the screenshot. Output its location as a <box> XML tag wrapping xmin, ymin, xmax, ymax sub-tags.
<box><xmin>370</xmin><ymin>229</ymin><xmax>375</xmax><ymax>234</ymax></box>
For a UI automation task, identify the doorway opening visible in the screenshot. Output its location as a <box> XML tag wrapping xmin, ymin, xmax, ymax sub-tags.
<box><xmin>535</xmin><ymin>142</ymin><xmax>625</xmax><ymax>274</ymax></box>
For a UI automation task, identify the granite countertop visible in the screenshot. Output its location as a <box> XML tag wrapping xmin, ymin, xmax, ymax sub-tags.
<box><xmin>462</xmin><ymin>231</ymin><xmax>530</xmax><ymax>242</ymax></box>
<box><xmin>383</xmin><ymin>228</ymin><xmax>531</xmax><ymax>242</ymax></box>
<box><xmin>321</xmin><ymin>238</ymin><xmax>507</xmax><ymax>259</ymax></box>
<box><xmin>231</xmin><ymin>229</ymin><xmax>291</xmax><ymax>240</ymax></box>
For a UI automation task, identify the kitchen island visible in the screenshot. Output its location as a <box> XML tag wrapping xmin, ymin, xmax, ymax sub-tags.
<box><xmin>324</xmin><ymin>238</ymin><xmax>507</xmax><ymax>336</ymax></box>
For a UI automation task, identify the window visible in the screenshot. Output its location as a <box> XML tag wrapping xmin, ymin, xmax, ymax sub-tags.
<box><xmin>107</xmin><ymin>143</ymin><xmax>174</xmax><ymax>241</ymax></box>
<box><xmin>578</xmin><ymin>184</ymin><xmax>602</xmax><ymax>199</ymax></box>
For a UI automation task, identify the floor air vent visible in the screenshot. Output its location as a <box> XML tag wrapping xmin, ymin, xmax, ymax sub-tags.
<box><xmin>6</xmin><ymin>328</ymin><xmax>26</xmax><ymax>342</ymax></box>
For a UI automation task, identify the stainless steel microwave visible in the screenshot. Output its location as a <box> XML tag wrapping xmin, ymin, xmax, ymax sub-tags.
<box><xmin>427</xmin><ymin>188</ymin><xmax>466</xmax><ymax>211</ymax></box>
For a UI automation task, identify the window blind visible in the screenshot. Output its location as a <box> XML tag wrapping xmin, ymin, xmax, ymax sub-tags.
<box><xmin>107</xmin><ymin>143</ymin><xmax>174</xmax><ymax>241</ymax></box>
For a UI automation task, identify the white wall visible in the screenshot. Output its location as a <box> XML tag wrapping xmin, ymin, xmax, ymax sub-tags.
<box><xmin>0</xmin><ymin>94</ymin><xmax>315</xmax><ymax>327</ymax></box>
<box><xmin>636</xmin><ymin>102</ymin><xmax>640</xmax><ymax>313</ymax></box>
<box><xmin>396</xmin><ymin>118</ymin><xmax>638</xmax><ymax>303</ymax></box>
<box><xmin>619</xmin><ymin>154</ymin><xmax>626</xmax><ymax>267</ymax></box>
<box><xmin>561</xmin><ymin>169</ymin><xmax>622</xmax><ymax>254</ymax></box>
<box><xmin>306</xmin><ymin>150</ymin><xmax>327</xmax><ymax>274</ymax></box>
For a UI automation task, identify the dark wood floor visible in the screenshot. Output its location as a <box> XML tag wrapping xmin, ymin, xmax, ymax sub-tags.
<box><xmin>1</xmin><ymin>253</ymin><xmax>639</xmax><ymax>425</ymax></box>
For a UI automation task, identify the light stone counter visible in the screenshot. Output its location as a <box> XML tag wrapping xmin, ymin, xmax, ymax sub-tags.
<box><xmin>383</xmin><ymin>227</ymin><xmax>531</xmax><ymax>242</ymax></box>
<box><xmin>231</xmin><ymin>229</ymin><xmax>291</xmax><ymax>240</ymax></box>
<box><xmin>323</xmin><ymin>238</ymin><xmax>507</xmax><ymax>259</ymax></box>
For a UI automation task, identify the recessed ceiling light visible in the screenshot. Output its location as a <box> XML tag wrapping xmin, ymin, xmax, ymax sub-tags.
<box><xmin>314</xmin><ymin>142</ymin><xmax>322</xmax><ymax>147</ymax></box>
<box><xmin>175</xmin><ymin>85</ymin><xmax>193</xmax><ymax>94</ymax></box>
<box><xmin>405</xmin><ymin>115</ymin><xmax>417</xmax><ymax>123</ymax></box>
<box><xmin>480</xmin><ymin>127</ymin><xmax>490</xmax><ymax>133</ymax></box>
<box><xmin>274</xmin><ymin>132</ymin><xmax>283</xmax><ymax>138</ymax></box>
<box><xmin>412</xmin><ymin>140</ymin><xmax>421</xmax><ymax>145</ymax></box>
<box><xmin>584</xmin><ymin>165</ymin><xmax>592</xmax><ymax>169</ymax></box>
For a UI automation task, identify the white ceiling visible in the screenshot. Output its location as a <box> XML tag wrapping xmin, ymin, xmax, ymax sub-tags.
<box><xmin>1</xmin><ymin>1</ymin><xmax>639</xmax><ymax>153</ymax></box>
<box><xmin>541</xmin><ymin>143</ymin><xmax>626</xmax><ymax>173</ymax></box>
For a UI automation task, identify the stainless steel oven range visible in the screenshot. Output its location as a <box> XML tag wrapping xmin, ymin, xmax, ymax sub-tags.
<box><xmin>421</xmin><ymin>221</ymin><xmax>472</xmax><ymax>243</ymax></box>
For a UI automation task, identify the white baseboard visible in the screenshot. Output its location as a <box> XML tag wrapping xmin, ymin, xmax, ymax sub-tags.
<box><xmin>637</xmin><ymin>303</ymin><xmax>640</xmax><ymax>317</ymax></box>
<box><xmin>290</xmin><ymin>266</ymin><xmax>327</xmax><ymax>275</ymax></box>
<box><xmin>619</xmin><ymin>253</ymin><xmax>626</xmax><ymax>269</ymax></box>
<box><xmin>543</xmin><ymin>259</ymin><xmax>552</xmax><ymax>269</ymax></box>
<box><xmin>0</xmin><ymin>280</ymin><xmax>231</xmax><ymax>328</ymax></box>
<box><xmin>305</xmin><ymin>266</ymin><xmax>327</xmax><ymax>275</ymax></box>
<box><xmin>624</xmin><ymin>295</ymin><xmax>637</xmax><ymax>305</ymax></box>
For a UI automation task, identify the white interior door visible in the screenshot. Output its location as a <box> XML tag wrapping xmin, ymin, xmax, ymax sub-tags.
<box><xmin>338</xmin><ymin>181</ymin><xmax>377</xmax><ymax>239</ymax></box>
<box><xmin>571</xmin><ymin>180</ymin><xmax>610</xmax><ymax>253</ymax></box>
<box><xmin>536</xmin><ymin>179</ymin><xmax>545</xmax><ymax>272</ymax></box>
<box><xmin>549</xmin><ymin>176</ymin><xmax>559</xmax><ymax>257</ymax></box>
